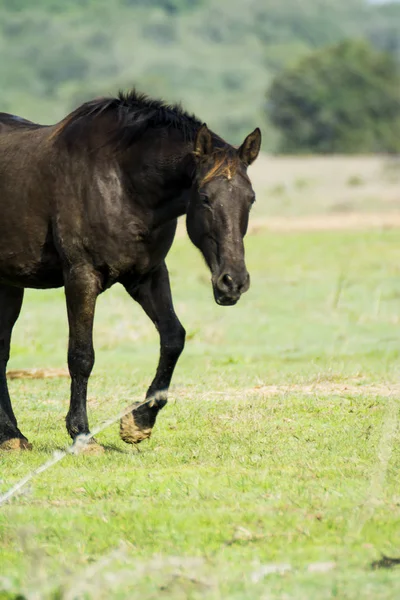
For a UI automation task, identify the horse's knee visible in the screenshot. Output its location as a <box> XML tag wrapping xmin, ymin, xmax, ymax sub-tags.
<box><xmin>68</xmin><ymin>346</ymin><xmax>94</xmax><ymax>379</ymax></box>
<box><xmin>164</xmin><ymin>322</ymin><xmax>185</xmax><ymax>357</ymax></box>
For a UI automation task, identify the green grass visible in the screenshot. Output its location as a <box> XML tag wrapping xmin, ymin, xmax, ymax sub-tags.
<box><xmin>1</xmin><ymin>229</ymin><xmax>400</xmax><ymax>599</ymax></box>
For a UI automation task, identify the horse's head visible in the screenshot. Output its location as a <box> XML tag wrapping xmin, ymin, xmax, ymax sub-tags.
<box><xmin>186</xmin><ymin>124</ymin><xmax>261</xmax><ymax>306</ymax></box>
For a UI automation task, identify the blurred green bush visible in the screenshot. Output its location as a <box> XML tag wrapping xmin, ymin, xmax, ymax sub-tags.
<box><xmin>267</xmin><ymin>39</ymin><xmax>400</xmax><ymax>153</ymax></box>
<box><xmin>0</xmin><ymin>0</ymin><xmax>399</xmax><ymax>149</ymax></box>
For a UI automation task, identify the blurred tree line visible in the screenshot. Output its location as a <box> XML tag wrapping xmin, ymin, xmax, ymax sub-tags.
<box><xmin>268</xmin><ymin>40</ymin><xmax>400</xmax><ymax>153</ymax></box>
<box><xmin>0</xmin><ymin>0</ymin><xmax>399</xmax><ymax>152</ymax></box>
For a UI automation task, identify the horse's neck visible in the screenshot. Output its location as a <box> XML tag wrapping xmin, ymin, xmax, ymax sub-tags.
<box><xmin>149</xmin><ymin>169</ymin><xmax>192</xmax><ymax>229</ymax></box>
<box><xmin>153</xmin><ymin>188</ymin><xmax>191</xmax><ymax>228</ymax></box>
<box><xmin>146</xmin><ymin>137</ymin><xmax>194</xmax><ymax>227</ymax></box>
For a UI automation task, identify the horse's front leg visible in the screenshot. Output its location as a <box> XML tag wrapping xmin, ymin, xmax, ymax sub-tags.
<box><xmin>64</xmin><ymin>266</ymin><xmax>101</xmax><ymax>450</ymax></box>
<box><xmin>120</xmin><ymin>262</ymin><xmax>186</xmax><ymax>444</ymax></box>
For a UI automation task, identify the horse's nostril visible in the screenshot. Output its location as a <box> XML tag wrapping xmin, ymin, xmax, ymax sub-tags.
<box><xmin>221</xmin><ymin>274</ymin><xmax>234</xmax><ymax>289</ymax></box>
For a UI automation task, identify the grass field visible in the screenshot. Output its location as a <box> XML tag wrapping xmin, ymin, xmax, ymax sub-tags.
<box><xmin>1</xmin><ymin>156</ymin><xmax>400</xmax><ymax>599</ymax></box>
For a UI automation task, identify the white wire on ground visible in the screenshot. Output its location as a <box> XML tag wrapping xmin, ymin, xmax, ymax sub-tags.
<box><xmin>0</xmin><ymin>397</ymin><xmax>149</xmax><ymax>507</ymax></box>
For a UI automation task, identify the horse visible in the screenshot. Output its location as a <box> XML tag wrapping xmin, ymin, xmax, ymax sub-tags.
<box><xmin>0</xmin><ymin>89</ymin><xmax>261</xmax><ymax>452</ymax></box>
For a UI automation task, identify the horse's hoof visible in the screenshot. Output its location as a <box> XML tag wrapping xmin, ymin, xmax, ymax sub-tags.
<box><xmin>80</xmin><ymin>440</ymin><xmax>105</xmax><ymax>455</ymax></box>
<box><xmin>71</xmin><ymin>437</ymin><xmax>104</xmax><ymax>455</ymax></box>
<box><xmin>0</xmin><ymin>438</ymin><xmax>32</xmax><ymax>451</ymax></box>
<box><xmin>120</xmin><ymin>412</ymin><xmax>152</xmax><ymax>445</ymax></box>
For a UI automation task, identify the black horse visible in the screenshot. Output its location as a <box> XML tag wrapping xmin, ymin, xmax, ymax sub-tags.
<box><xmin>0</xmin><ymin>90</ymin><xmax>261</xmax><ymax>451</ymax></box>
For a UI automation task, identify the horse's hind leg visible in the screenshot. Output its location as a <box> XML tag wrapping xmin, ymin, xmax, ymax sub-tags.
<box><xmin>0</xmin><ymin>284</ymin><xmax>31</xmax><ymax>450</ymax></box>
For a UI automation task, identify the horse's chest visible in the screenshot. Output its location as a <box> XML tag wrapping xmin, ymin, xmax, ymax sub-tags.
<box><xmin>103</xmin><ymin>220</ymin><xmax>177</xmax><ymax>279</ymax></box>
<box><xmin>137</xmin><ymin>221</ymin><xmax>177</xmax><ymax>270</ymax></box>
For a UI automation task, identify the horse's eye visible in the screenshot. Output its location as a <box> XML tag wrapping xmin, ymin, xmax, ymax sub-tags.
<box><xmin>251</xmin><ymin>195</ymin><xmax>256</xmax><ymax>205</ymax></box>
<box><xmin>199</xmin><ymin>193</ymin><xmax>210</xmax><ymax>206</ymax></box>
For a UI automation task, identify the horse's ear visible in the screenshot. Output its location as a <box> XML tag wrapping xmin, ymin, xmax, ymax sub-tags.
<box><xmin>238</xmin><ymin>128</ymin><xmax>262</xmax><ymax>166</ymax></box>
<box><xmin>194</xmin><ymin>123</ymin><xmax>213</xmax><ymax>159</ymax></box>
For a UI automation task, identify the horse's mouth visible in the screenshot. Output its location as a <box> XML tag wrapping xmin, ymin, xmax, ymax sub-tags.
<box><xmin>214</xmin><ymin>292</ymin><xmax>240</xmax><ymax>306</ymax></box>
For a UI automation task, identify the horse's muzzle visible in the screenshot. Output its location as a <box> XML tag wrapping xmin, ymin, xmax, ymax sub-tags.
<box><xmin>213</xmin><ymin>271</ymin><xmax>250</xmax><ymax>306</ymax></box>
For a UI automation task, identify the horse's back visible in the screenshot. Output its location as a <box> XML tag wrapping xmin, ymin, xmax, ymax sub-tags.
<box><xmin>0</xmin><ymin>113</ymin><xmax>37</xmax><ymax>132</ymax></box>
<box><xmin>0</xmin><ymin>126</ymin><xmax>54</xmax><ymax>204</ymax></box>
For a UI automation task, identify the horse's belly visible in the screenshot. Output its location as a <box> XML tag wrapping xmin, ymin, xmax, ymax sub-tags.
<box><xmin>0</xmin><ymin>232</ymin><xmax>63</xmax><ymax>289</ymax></box>
<box><xmin>0</xmin><ymin>264</ymin><xmax>64</xmax><ymax>289</ymax></box>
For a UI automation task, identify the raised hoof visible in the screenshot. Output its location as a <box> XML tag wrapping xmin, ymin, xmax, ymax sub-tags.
<box><xmin>120</xmin><ymin>412</ymin><xmax>152</xmax><ymax>445</ymax></box>
<box><xmin>71</xmin><ymin>437</ymin><xmax>105</xmax><ymax>455</ymax></box>
<box><xmin>0</xmin><ymin>438</ymin><xmax>32</xmax><ymax>451</ymax></box>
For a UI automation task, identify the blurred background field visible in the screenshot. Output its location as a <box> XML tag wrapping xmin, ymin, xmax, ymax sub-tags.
<box><xmin>244</xmin><ymin>155</ymin><xmax>400</xmax><ymax>220</ymax></box>
<box><xmin>2</xmin><ymin>226</ymin><xmax>400</xmax><ymax>599</ymax></box>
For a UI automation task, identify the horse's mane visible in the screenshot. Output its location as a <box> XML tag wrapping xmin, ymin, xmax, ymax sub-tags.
<box><xmin>50</xmin><ymin>88</ymin><xmax>243</xmax><ymax>183</ymax></box>
<box><xmin>51</xmin><ymin>89</ymin><xmax>202</xmax><ymax>148</ymax></box>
